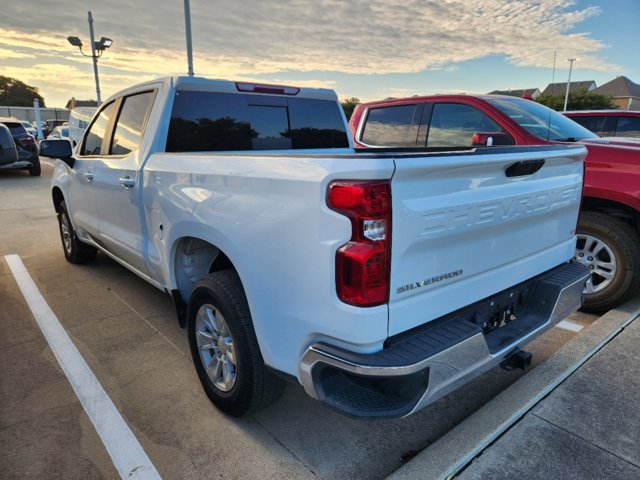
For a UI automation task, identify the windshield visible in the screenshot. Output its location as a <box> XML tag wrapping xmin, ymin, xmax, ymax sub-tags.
<box><xmin>487</xmin><ymin>97</ymin><xmax>597</xmax><ymax>142</ymax></box>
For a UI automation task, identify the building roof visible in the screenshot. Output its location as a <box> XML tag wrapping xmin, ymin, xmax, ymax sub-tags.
<box><xmin>488</xmin><ymin>88</ymin><xmax>540</xmax><ymax>98</ymax></box>
<box><xmin>542</xmin><ymin>81</ymin><xmax>596</xmax><ymax>96</ymax></box>
<box><xmin>593</xmin><ymin>76</ymin><xmax>640</xmax><ymax>98</ymax></box>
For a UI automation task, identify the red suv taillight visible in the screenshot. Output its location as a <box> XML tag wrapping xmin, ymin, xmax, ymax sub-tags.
<box><xmin>19</xmin><ymin>136</ymin><xmax>35</xmax><ymax>145</ymax></box>
<box><xmin>327</xmin><ymin>180</ymin><xmax>391</xmax><ymax>307</ymax></box>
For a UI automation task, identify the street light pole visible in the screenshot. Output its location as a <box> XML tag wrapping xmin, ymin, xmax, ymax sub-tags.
<box><xmin>67</xmin><ymin>14</ymin><xmax>112</xmax><ymax>107</ymax></box>
<box><xmin>563</xmin><ymin>58</ymin><xmax>577</xmax><ymax>112</ymax></box>
<box><xmin>88</xmin><ymin>11</ymin><xmax>102</xmax><ymax>104</ymax></box>
<box><xmin>184</xmin><ymin>0</ymin><xmax>194</xmax><ymax>76</ymax></box>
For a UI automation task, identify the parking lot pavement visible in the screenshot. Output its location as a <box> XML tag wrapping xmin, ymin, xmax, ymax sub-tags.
<box><xmin>457</xmin><ymin>313</ymin><xmax>640</xmax><ymax>480</ymax></box>
<box><xmin>0</xmin><ymin>163</ymin><xmax>601</xmax><ymax>479</ymax></box>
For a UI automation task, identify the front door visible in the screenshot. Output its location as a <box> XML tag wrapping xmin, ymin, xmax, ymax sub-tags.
<box><xmin>68</xmin><ymin>101</ymin><xmax>117</xmax><ymax>239</ymax></box>
<box><xmin>92</xmin><ymin>91</ymin><xmax>156</xmax><ymax>275</ymax></box>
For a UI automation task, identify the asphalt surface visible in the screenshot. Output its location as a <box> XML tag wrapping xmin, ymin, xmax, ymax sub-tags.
<box><xmin>0</xmin><ymin>160</ymin><xmax>599</xmax><ymax>479</ymax></box>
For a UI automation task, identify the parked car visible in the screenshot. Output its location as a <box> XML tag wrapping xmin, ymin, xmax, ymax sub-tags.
<box><xmin>20</xmin><ymin>121</ymin><xmax>39</xmax><ymax>139</ymax></box>
<box><xmin>563</xmin><ymin>110</ymin><xmax>640</xmax><ymax>138</ymax></box>
<box><xmin>68</xmin><ymin>107</ymin><xmax>97</xmax><ymax>146</ymax></box>
<box><xmin>47</xmin><ymin>125</ymin><xmax>70</xmax><ymax>140</ymax></box>
<box><xmin>46</xmin><ymin>119</ymin><xmax>67</xmax><ymax>133</ymax></box>
<box><xmin>35</xmin><ymin>121</ymin><xmax>50</xmax><ymax>138</ymax></box>
<box><xmin>0</xmin><ymin>117</ymin><xmax>41</xmax><ymax>176</ymax></box>
<box><xmin>42</xmin><ymin>76</ymin><xmax>588</xmax><ymax>419</ymax></box>
<box><xmin>0</xmin><ymin>123</ymin><xmax>20</xmax><ymax>169</ymax></box>
<box><xmin>350</xmin><ymin>95</ymin><xmax>640</xmax><ymax>312</ymax></box>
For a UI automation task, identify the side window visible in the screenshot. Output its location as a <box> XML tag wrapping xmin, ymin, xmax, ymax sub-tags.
<box><xmin>427</xmin><ymin>103</ymin><xmax>506</xmax><ymax>147</ymax></box>
<box><xmin>81</xmin><ymin>102</ymin><xmax>115</xmax><ymax>156</ymax></box>
<box><xmin>570</xmin><ymin>115</ymin><xmax>606</xmax><ymax>135</ymax></box>
<box><xmin>110</xmin><ymin>91</ymin><xmax>155</xmax><ymax>155</ymax></box>
<box><xmin>615</xmin><ymin>116</ymin><xmax>640</xmax><ymax>137</ymax></box>
<box><xmin>360</xmin><ymin>105</ymin><xmax>417</xmax><ymax>146</ymax></box>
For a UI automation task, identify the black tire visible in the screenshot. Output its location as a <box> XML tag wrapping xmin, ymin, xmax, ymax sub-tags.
<box><xmin>57</xmin><ymin>200</ymin><xmax>97</xmax><ymax>264</ymax></box>
<box><xmin>29</xmin><ymin>157</ymin><xmax>41</xmax><ymax>176</ymax></box>
<box><xmin>187</xmin><ymin>270</ymin><xmax>285</xmax><ymax>416</ymax></box>
<box><xmin>577</xmin><ymin>211</ymin><xmax>640</xmax><ymax>313</ymax></box>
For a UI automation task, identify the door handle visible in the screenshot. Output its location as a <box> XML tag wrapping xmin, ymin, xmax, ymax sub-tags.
<box><xmin>119</xmin><ymin>176</ymin><xmax>136</xmax><ymax>189</ymax></box>
<box><xmin>84</xmin><ymin>171</ymin><xmax>94</xmax><ymax>181</ymax></box>
<box><xmin>119</xmin><ymin>176</ymin><xmax>135</xmax><ymax>189</ymax></box>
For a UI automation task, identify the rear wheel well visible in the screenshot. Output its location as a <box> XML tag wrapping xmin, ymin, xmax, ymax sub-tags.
<box><xmin>582</xmin><ymin>197</ymin><xmax>639</xmax><ymax>234</ymax></box>
<box><xmin>173</xmin><ymin>237</ymin><xmax>237</xmax><ymax>304</ymax></box>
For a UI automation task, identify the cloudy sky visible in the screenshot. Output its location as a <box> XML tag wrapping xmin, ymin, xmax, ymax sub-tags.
<box><xmin>1</xmin><ymin>0</ymin><xmax>638</xmax><ymax>107</ymax></box>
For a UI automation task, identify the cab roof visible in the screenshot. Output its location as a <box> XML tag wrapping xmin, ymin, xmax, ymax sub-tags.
<box><xmin>103</xmin><ymin>76</ymin><xmax>338</xmax><ymax>104</ymax></box>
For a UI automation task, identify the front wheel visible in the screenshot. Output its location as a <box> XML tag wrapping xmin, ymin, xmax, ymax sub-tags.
<box><xmin>187</xmin><ymin>271</ymin><xmax>285</xmax><ymax>416</ymax></box>
<box><xmin>57</xmin><ymin>201</ymin><xmax>97</xmax><ymax>264</ymax></box>
<box><xmin>576</xmin><ymin>211</ymin><xmax>640</xmax><ymax>313</ymax></box>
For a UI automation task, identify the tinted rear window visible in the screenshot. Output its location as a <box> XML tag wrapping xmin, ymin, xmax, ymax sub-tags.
<box><xmin>616</xmin><ymin>116</ymin><xmax>640</xmax><ymax>137</ymax></box>
<box><xmin>1</xmin><ymin>122</ymin><xmax>26</xmax><ymax>136</ymax></box>
<box><xmin>166</xmin><ymin>91</ymin><xmax>348</xmax><ymax>152</ymax></box>
<box><xmin>569</xmin><ymin>115</ymin><xmax>606</xmax><ymax>134</ymax></box>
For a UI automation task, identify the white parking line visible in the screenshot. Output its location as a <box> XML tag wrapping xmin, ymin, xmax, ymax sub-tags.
<box><xmin>4</xmin><ymin>254</ymin><xmax>162</xmax><ymax>480</ymax></box>
<box><xmin>556</xmin><ymin>320</ymin><xmax>584</xmax><ymax>332</ymax></box>
<box><xmin>40</xmin><ymin>159</ymin><xmax>56</xmax><ymax>167</ymax></box>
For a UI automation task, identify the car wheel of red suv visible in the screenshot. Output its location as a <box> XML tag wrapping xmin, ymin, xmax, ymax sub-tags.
<box><xmin>576</xmin><ymin>211</ymin><xmax>640</xmax><ymax>313</ymax></box>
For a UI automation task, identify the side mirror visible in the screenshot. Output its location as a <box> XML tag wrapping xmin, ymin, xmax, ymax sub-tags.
<box><xmin>471</xmin><ymin>132</ymin><xmax>514</xmax><ymax>147</ymax></box>
<box><xmin>40</xmin><ymin>139</ymin><xmax>74</xmax><ymax>167</ymax></box>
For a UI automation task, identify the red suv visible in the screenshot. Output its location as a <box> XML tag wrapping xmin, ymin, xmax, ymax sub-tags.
<box><xmin>563</xmin><ymin>110</ymin><xmax>640</xmax><ymax>139</ymax></box>
<box><xmin>350</xmin><ymin>95</ymin><xmax>640</xmax><ymax>312</ymax></box>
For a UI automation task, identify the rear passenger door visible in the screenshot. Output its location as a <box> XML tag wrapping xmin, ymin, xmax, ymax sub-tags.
<box><xmin>92</xmin><ymin>90</ymin><xmax>156</xmax><ymax>274</ymax></box>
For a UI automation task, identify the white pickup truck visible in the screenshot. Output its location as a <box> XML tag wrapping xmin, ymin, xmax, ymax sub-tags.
<box><xmin>43</xmin><ymin>76</ymin><xmax>589</xmax><ymax>419</ymax></box>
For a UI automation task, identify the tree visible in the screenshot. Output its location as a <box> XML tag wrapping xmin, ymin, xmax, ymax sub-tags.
<box><xmin>340</xmin><ymin>97</ymin><xmax>360</xmax><ymax>120</ymax></box>
<box><xmin>0</xmin><ymin>76</ymin><xmax>46</xmax><ymax>107</ymax></box>
<box><xmin>536</xmin><ymin>90</ymin><xmax>615</xmax><ymax>111</ymax></box>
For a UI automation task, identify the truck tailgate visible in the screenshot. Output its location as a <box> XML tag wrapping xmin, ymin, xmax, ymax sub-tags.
<box><xmin>389</xmin><ymin>145</ymin><xmax>586</xmax><ymax>336</ymax></box>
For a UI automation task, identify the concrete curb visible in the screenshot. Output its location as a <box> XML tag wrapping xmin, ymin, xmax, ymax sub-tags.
<box><xmin>388</xmin><ymin>295</ymin><xmax>640</xmax><ymax>480</ymax></box>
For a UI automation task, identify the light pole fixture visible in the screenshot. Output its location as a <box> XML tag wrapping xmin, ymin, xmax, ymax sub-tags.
<box><xmin>563</xmin><ymin>58</ymin><xmax>577</xmax><ymax>112</ymax></box>
<box><xmin>67</xmin><ymin>11</ymin><xmax>113</xmax><ymax>105</ymax></box>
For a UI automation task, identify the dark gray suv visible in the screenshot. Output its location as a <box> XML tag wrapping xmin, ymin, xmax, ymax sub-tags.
<box><xmin>0</xmin><ymin>123</ymin><xmax>19</xmax><ymax>167</ymax></box>
<box><xmin>0</xmin><ymin>117</ymin><xmax>41</xmax><ymax>176</ymax></box>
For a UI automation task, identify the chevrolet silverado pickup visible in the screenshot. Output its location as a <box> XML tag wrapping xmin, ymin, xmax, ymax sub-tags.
<box><xmin>43</xmin><ymin>77</ymin><xmax>589</xmax><ymax>419</ymax></box>
<box><xmin>351</xmin><ymin>95</ymin><xmax>640</xmax><ymax>313</ymax></box>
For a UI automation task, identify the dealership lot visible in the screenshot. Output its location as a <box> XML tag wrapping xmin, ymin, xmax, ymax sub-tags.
<box><xmin>1</xmin><ymin>161</ymin><xmax>600</xmax><ymax>479</ymax></box>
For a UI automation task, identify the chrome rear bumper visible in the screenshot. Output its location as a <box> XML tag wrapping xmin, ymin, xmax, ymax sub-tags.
<box><xmin>299</xmin><ymin>262</ymin><xmax>589</xmax><ymax>419</ymax></box>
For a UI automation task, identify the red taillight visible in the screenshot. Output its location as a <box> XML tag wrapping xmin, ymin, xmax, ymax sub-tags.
<box><xmin>20</xmin><ymin>136</ymin><xmax>35</xmax><ymax>144</ymax></box>
<box><xmin>328</xmin><ymin>181</ymin><xmax>391</xmax><ymax>307</ymax></box>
